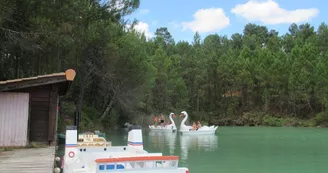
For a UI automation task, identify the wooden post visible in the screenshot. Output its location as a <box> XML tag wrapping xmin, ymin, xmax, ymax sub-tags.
<box><xmin>48</xmin><ymin>84</ymin><xmax>58</xmax><ymax>145</ymax></box>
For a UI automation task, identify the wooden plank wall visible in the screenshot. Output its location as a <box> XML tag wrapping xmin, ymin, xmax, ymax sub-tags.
<box><xmin>3</xmin><ymin>84</ymin><xmax>60</xmax><ymax>145</ymax></box>
<box><xmin>0</xmin><ymin>92</ymin><xmax>30</xmax><ymax>147</ymax></box>
<box><xmin>28</xmin><ymin>86</ymin><xmax>51</xmax><ymax>143</ymax></box>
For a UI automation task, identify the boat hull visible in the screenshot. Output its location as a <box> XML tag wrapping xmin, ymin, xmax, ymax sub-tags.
<box><xmin>149</xmin><ymin>128</ymin><xmax>177</xmax><ymax>133</ymax></box>
<box><xmin>179</xmin><ymin>129</ymin><xmax>217</xmax><ymax>135</ymax></box>
<box><xmin>63</xmin><ymin>128</ymin><xmax>188</xmax><ymax>173</ymax></box>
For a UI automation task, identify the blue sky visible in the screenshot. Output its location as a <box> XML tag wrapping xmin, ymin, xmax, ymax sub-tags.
<box><xmin>126</xmin><ymin>0</ymin><xmax>326</xmax><ymax>42</ymax></box>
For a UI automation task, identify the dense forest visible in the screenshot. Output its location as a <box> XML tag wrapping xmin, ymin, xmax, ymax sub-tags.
<box><xmin>1</xmin><ymin>0</ymin><xmax>328</xmax><ymax>130</ymax></box>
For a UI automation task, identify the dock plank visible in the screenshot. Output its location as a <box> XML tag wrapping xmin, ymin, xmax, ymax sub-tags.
<box><xmin>0</xmin><ymin>147</ymin><xmax>55</xmax><ymax>173</ymax></box>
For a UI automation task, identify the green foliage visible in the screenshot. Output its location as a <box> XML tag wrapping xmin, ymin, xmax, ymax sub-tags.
<box><xmin>57</xmin><ymin>102</ymin><xmax>76</xmax><ymax>133</ymax></box>
<box><xmin>101</xmin><ymin>108</ymin><xmax>120</xmax><ymax>129</ymax></box>
<box><xmin>263</xmin><ymin>116</ymin><xmax>284</xmax><ymax>127</ymax></box>
<box><xmin>312</xmin><ymin>112</ymin><xmax>328</xmax><ymax>127</ymax></box>
<box><xmin>2</xmin><ymin>0</ymin><xmax>328</xmax><ymax>128</ymax></box>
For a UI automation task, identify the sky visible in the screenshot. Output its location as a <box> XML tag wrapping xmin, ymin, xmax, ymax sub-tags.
<box><xmin>126</xmin><ymin>0</ymin><xmax>326</xmax><ymax>43</ymax></box>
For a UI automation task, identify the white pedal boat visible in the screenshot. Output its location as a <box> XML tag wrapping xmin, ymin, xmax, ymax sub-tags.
<box><xmin>179</xmin><ymin>111</ymin><xmax>218</xmax><ymax>135</ymax></box>
<box><xmin>149</xmin><ymin>113</ymin><xmax>177</xmax><ymax>132</ymax></box>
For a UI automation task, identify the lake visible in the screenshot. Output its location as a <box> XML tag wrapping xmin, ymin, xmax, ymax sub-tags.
<box><xmin>106</xmin><ymin>127</ymin><xmax>328</xmax><ymax>173</ymax></box>
<box><xmin>57</xmin><ymin>127</ymin><xmax>328</xmax><ymax>173</ymax></box>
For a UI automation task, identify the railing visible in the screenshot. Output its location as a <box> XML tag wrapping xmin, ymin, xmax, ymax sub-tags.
<box><xmin>77</xmin><ymin>141</ymin><xmax>112</xmax><ymax>147</ymax></box>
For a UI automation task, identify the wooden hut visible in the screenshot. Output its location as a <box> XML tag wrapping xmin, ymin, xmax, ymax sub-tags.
<box><xmin>0</xmin><ymin>69</ymin><xmax>76</xmax><ymax>147</ymax></box>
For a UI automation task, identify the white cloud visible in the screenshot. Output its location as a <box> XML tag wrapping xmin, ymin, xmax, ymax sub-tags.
<box><xmin>139</xmin><ymin>9</ymin><xmax>150</xmax><ymax>15</ymax></box>
<box><xmin>181</xmin><ymin>8</ymin><xmax>230</xmax><ymax>33</ymax></box>
<box><xmin>132</xmin><ymin>22</ymin><xmax>153</xmax><ymax>39</ymax></box>
<box><xmin>231</xmin><ymin>0</ymin><xmax>319</xmax><ymax>24</ymax></box>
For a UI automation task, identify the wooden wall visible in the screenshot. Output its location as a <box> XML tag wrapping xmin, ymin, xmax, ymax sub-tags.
<box><xmin>0</xmin><ymin>92</ymin><xmax>30</xmax><ymax>147</ymax></box>
<box><xmin>12</xmin><ymin>84</ymin><xmax>59</xmax><ymax>145</ymax></box>
<box><xmin>29</xmin><ymin>85</ymin><xmax>51</xmax><ymax>143</ymax></box>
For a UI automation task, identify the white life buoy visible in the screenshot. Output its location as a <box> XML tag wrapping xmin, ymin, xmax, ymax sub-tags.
<box><xmin>68</xmin><ymin>151</ymin><xmax>75</xmax><ymax>158</ymax></box>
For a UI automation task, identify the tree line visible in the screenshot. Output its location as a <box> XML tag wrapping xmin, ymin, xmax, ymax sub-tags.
<box><xmin>1</xmin><ymin>0</ymin><xmax>328</xmax><ymax>129</ymax></box>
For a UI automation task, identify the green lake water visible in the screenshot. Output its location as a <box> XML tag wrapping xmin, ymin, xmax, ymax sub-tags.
<box><xmin>107</xmin><ymin>127</ymin><xmax>328</xmax><ymax>173</ymax></box>
<box><xmin>58</xmin><ymin>127</ymin><xmax>328</xmax><ymax>173</ymax></box>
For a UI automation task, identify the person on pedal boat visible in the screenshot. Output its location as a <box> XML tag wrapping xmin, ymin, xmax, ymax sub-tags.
<box><xmin>160</xmin><ymin>113</ymin><xmax>165</xmax><ymax>127</ymax></box>
<box><xmin>197</xmin><ymin>121</ymin><xmax>202</xmax><ymax>130</ymax></box>
<box><xmin>154</xmin><ymin>115</ymin><xmax>159</xmax><ymax>127</ymax></box>
<box><xmin>192</xmin><ymin>122</ymin><xmax>197</xmax><ymax>131</ymax></box>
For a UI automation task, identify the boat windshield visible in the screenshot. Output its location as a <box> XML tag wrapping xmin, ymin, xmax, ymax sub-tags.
<box><xmin>95</xmin><ymin>156</ymin><xmax>179</xmax><ymax>172</ymax></box>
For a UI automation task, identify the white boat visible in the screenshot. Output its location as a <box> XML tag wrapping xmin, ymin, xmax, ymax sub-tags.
<box><xmin>179</xmin><ymin>111</ymin><xmax>218</xmax><ymax>135</ymax></box>
<box><xmin>149</xmin><ymin>113</ymin><xmax>177</xmax><ymax>132</ymax></box>
<box><xmin>62</xmin><ymin>126</ymin><xmax>188</xmax><ymax>173</ymax></box>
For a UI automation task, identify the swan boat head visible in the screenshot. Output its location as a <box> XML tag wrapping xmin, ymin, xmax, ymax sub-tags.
<box><xmin>168</xmin><ymin>113</ymin><xmax>177</xmax><ymax>129</ymax></box>
<box><xmin>169</xmin><ymin>112</ymin><xmax>176</xmax><ymax>118</ymax></box>
<box><xmin>179</xmin><ymin>111</ymin><xmax>192</xmax><ymax>131</ymax></box>
<box><xmin>180</xmin><ymin>111</ymin><xmax>188</xmax><ymax>117</ymax></box>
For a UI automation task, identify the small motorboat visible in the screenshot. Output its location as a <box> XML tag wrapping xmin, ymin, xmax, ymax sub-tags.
<box><xmin>149</xmin><ymin>113</ymin><xmax>177</xmax><ymax>133</ymax></box>
<box><xmin>179</xmin><ymin>111</ymin><xmax>218</xmax><ymax>135</ymax></box>
<box><xmin>62</xmin><ymin>126</ymin><xmax>189</xmax><ymax>173</ymax></box>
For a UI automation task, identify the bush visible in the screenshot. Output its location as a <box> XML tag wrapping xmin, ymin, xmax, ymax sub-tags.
<box><xmin>312</xmin><ymin>112</ymin><xmax>328</xmax><ymax>127</ymax></box>
<box><xmin>262</xmin><ymin>116</ymin><xmax>284</xmax><ymax>126</ymax></box>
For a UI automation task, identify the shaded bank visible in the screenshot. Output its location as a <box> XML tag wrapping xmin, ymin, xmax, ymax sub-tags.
<box><xmin>209</xmin><ymin>112</ymin><xmax>328</xmax><ymax>127</ymax></box>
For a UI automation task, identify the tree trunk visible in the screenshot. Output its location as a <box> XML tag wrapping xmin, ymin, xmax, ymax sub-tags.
<box><xmin>100</xmin><ymin>94</ymin><xmax>116</xmax><ymax>120</ymax></box>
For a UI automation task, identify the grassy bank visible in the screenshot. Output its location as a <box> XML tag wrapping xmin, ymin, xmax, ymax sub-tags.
<box><xmin>209</xmin><ymin>112</ymin><xmax>328</xmax><ymax>127</ymax></box>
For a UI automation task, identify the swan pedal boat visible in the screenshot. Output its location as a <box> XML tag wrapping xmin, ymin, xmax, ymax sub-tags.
<box><xmin>149</xmin><ymin>113</ymin><xmax>177</xmax><ymax>133</ymax></box>
<box><xmin>179</xmin><ymin>111</ymin><xmax>218</xmax><ymax>135</ymax></box>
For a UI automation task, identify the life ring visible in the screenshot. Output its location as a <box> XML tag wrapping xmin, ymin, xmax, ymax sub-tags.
<box><xmin>68</xmin><ymin>151</ymin><xmax>75</xmax><ymax>158</ymax></box>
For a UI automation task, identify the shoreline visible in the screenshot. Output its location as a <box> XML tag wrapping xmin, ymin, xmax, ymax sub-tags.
<box><xmin>209</xmin><ymin>114</ymin><xmax>327</xmax><ymax>128</ymax></box>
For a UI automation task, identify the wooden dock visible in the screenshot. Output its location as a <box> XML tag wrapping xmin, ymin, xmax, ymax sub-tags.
<box><xmin>0</xmin><ymin>146</ymin><xmax>55</xmax><ymax>173</ymax></box>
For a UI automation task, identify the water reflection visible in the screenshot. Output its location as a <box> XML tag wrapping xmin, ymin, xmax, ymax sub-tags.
<box><xmin>148</xmin><ymin>131</ymin><xmax>177</xmax><ymax>155</ymax></box>
<box><xmin>180</xmin><ymin>134</ymin><xmax>218</xmax><ymax>163</ymax></box>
